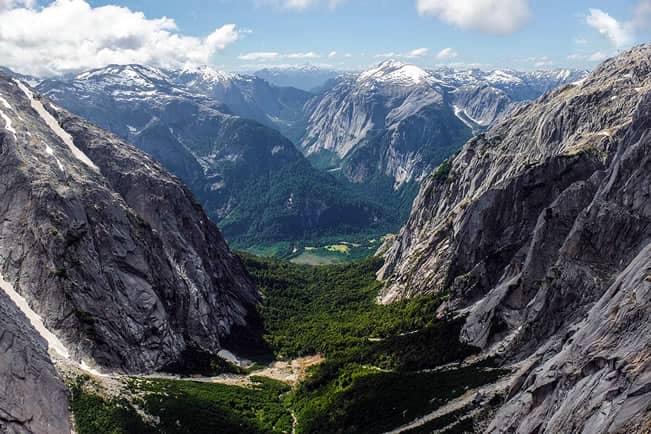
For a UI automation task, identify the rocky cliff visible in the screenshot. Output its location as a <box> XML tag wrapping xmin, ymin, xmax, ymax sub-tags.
<box><xmin>379</xmin><ymin>45</ymin><xmax>651</xmax><ymax>432</ymax></box>
<box><xmin>0</xmin><ymin>72</ymin><xmax>258</xmax><ymax>374</ymax></box>
<box><xmin>301</xmin><ymin>60</ymin><xmax>472</xmax><ymax>188</ymax></box>
<box><xmin>0</xmin><ymin>286</ymin><xmax>71</xmax><ymax>433</ymax></box>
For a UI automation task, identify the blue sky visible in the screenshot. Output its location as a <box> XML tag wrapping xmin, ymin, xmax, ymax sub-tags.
<box><xmin>2</xmin><ymin>0</ymin><xmax>650</xmax><ymax>76</ymax></box>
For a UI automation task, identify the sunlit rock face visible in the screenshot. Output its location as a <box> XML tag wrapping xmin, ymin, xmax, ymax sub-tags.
<box><xmin>380</xmin><ymin>45</ymin><xmax>651</xmax><ymax>432</ymax></box>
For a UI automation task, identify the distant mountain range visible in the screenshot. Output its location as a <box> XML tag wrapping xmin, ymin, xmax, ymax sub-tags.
<box><xmin>299</xmin><ymin>61</ymin><xmax>587</xmax><ymax>192</ymax></box>
<box><xmin>31</xmin><ymin>61</ymin><xmax>587</xmax><ymax>250</ymax></box>
<box><xmin>38</xmin><ymin>65</ymin><xmax>398</xmax><ymax>248</ymax></box>
<box><xmin>254</xmin><ymin>64</ymin><xmax>340</xmax><ymax>92</ymax></box>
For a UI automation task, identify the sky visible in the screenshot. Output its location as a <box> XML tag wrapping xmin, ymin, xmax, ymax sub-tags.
<box><xmin>0</xmin><ymin>0</ymin><xmax>650</xmax><ymax>76</ymax></box>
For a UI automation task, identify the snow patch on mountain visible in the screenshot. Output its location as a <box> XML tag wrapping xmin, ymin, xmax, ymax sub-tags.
<box><xmin>16</xmin><ymin>79</ymin><xmax>100</xmax><ymax>172</ymax></box>
<box><xmin>358</xmin><ymin>61</ymin><xmax>439</xmax><ymax>87</ymax></box>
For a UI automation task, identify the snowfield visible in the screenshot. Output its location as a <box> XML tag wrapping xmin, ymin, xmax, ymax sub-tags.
<box><xmin>15</xmin><ymin>79</ymin><xmax>100</xmax><ymax>172</ymax></box>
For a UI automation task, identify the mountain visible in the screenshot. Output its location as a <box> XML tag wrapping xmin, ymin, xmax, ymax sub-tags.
<box><xmin>300</xmin><ymin>62</ymin><xmax>588</xmax><ymax>195</ymax></box>
<box><xmin>0</xmin><ymin>72</ymin><xmax>259</xmax><ymax>374</ymax></box>
<box><xmin>300</xmin><ymin>60</ymin><xmax>475</xmax><ymax>190</ymax></box>
<box><xmin>254</xmin><ymin>64</ymin><xmax>340</xmax><ymax>92</ymax></box>
<box><xmin>173</xmin><ymin>65</ymin><xmax>311</xmax><ymax>142</ymax></box>
<box><xmin>37</xmin><ymin>65</ymin><xmax>397</xmax><ymax>247</ymax></box>
<box><xmin>436</xmin><ymin>67</ymin><xmax>589</xmax><ymax>126</ymax></box>
<box><xmin>379</xmin><ymin>45</ymin><xmax>651</xmax><ymax>431</ymax></box>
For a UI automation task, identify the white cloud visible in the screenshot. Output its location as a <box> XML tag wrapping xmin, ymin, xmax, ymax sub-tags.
<box><xmin>287</xmin><ymin>51</ymin><xmax>320</xmax><ymax>59</ymax></box>
<box><xmin>259</xmin><ymin>0</ymin><xmax>346</xmax><ymax>10</ymax></box>
<box><xmin>0</xmin><ymin>0</ymin><xmax>33</xmax><ymax>10</ymax></box>
<box><xmin>565</xmin><ymin>51</ymin><xmax>610</xmax><ymax>63</ymax></box>
<box><xmin>239</xmin><ymin>51</ymin><xmax>321</xmax><ymax>61</ymax></box>
<box><xmin>405</xmin><ymin>47</ymin><xmax>429</xmax><ymax>58</ymax></box>
<box><xmin>416</xmin><ymin>0</ymin><xmax>530</xmax><ymax>35</ymax></box>
<box><xmin>435</xmin><ymin>47</ymin><xmax>457</xmax><ymax>60</ymax></box>
<box><xmin>586</xmin><ymin>9</ymin><xmax>632</xmax><ymax>47</ymax></box>
<box><xmin>238</xmin><ymin>52</ymin><xmax>281</xmax><ymax>61</ymax></box>
<box><xmin>0</xmin><ymin>0</ymin><xmax>240</xmax><ymax>76</ymax></box>
<box><xmin>328</xmin><ymin>51</ymin><xmax>337</xmax><ymax>57</ymax></box>
<box><xmin>589</xmin><ymin>51</ymin><xmax>609</xmax><ymax>62</ymax></box>
<box><xmin>534</xmin><ymin>60</ymin><xmax>553</xmax><ymax>68</ymax></box>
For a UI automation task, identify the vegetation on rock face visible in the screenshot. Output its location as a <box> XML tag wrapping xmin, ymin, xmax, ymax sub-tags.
<box><xmin>69</xmin><ymin>377</ymin><xmax>155</xmax><ymax>434</ymax></box>
<box><xmin>129</xmin><ymin>377</ymin><xmax>293</xmax><ymax>434</ymax></box>
<box><xmin>432</xmin><ymin>159</ymin><xmax>452</xmax><ymax>181</ymax></box>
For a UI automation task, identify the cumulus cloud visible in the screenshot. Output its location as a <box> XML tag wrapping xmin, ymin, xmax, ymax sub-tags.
<box><xmin>586</xmin><ymin>9</ymin><xmax>632</xmax><ymax>47</ymax></box>
<box><xmin>435</xmin><ymin>47</ymin><xmax>458</xmax><ymax>60</ymax></box>
<box><xmin>238</xmin><ymin>51</ymin><xmax>321</xmax><ymax>61</ymax></box>
<box><xmin>0</xmin><ymin>0</ymin><xmax>240</xmax><ymax>76</ymax></box>
<box><xmin>416</xmin><ymin>0</ymin><xmax>530</xmax><ymax>35</ymax></box>
<box><xmin>0</xmin><ymin>0</ymin><xmax>33</xmax><ymax>10</ymax></box>
<box><xmin>586</xmin><ymin>1</ymin><xmax>651</xmax><ymax>47</ymax></box>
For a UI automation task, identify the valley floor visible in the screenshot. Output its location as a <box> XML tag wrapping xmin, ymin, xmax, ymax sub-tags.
<box><xmin>62</xmin><ymin>256</ymin><xmax>509</xmax><ymax>434</ymax></box>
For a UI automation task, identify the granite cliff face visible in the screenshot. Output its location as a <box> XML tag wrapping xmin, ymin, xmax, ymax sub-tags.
<box><xmin>300</xmin><ymin>62</ymin><xmax>586</xmax><ymax>191</ymax></box>
<box><xmin>301</xmin><ymin>61</ymin><xmax>472</xmax><ymax>188</ymax></box>
<box><xmin>0</xmin><ymin>287</ymin><xmax>71</xmax><ymax>434</ymax></box>
<box><xmin>0</xmin><ymin>72</ymin><xmax>258</xmax><ymax>375</ymax></box>
<box><xmin>380</xmin><ymin>45</ymin><xmax>651</xmax><ymax>432</ymax></box>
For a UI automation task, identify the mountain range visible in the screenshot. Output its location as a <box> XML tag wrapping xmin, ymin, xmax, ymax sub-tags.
<box><xmin>0</xmin><ymin>42</ymin><xmax>650</xmax><ymax>434</ymax></box>
<box><xmin>379</xmin><ymin>44</ymin><xmax>651</xmax><ymax>432</ymax></box>
<box><xmin>38</xmin><ymin>65</ymin><xmax>396</xmax><ymax>248</ymax></box>
<box><xmin>300</xmin><ymin>61</ymin><xmax>587</xmax><ymax>190</ymax></box>
<box><xmin>254</xmin><ymin>64</ymin><xmax>341</xmax><ymax>92</ymax></box>
<box><xmin>34</xmin><ymin>61</ymin><xmax>586</xmax><ymax>252</ymax></box>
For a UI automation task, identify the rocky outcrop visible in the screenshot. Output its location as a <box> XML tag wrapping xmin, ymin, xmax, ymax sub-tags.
<box><xmin>0</xmin><ymin>72</ymin><xmax>258</xmax><ymax>373</ymax></box>
<box><xmin>0</xmin><ymin>289</ymin><xmax>71</xmax><ymax>434</ymax></box>
<box><xmin>379</xmin><ymin>45</ymin><xmax>651</xmax><ymax>431</ymax></box>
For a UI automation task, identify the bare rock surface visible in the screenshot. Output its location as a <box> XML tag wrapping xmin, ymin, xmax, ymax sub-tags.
<box><xmin>0</xmin><ymin>288</ymin><xmax>71</xmax><ymax>434</ymax></box>
<box><xmin>0</xmin><ymin>71</ymin><xmax>258</xmax><ymax>374</ymax></box>
<box><xmin>380</xmin><ymin>45</ymin><xmax>651</xmax><ymax>432</ymax></box>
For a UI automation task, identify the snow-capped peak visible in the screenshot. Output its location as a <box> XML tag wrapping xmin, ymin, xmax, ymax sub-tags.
<box><xmin>357</xmin><ymin>60</ymin><xmax>436</xmax><ymax>86</ymax></box>
<box><xmin>178</xmin><ymin>64</ymin><xmax>237</xmax><ymax>83</ymax></box>
<box><xmin>75</xmin><ymin>64</ymin><xmax>169</xmax><ymax>84</ymax></box>
<box><xmin>485</xmin><ymin>69</ymin><xmax>522</xmax><ymax>85</ymax></box>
